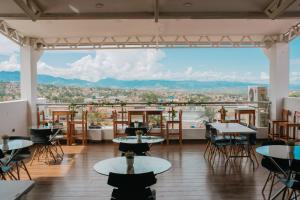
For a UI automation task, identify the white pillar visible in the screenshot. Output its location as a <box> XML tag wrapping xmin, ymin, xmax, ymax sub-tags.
<box><xmin>264</xmin><ymin>42</ymin><xmax>289</xmax><ymax>120</ymax></box>
<box><xmin>20</xmin><ymin>45</ymin><xmax>43</xmax><ymax>127</ymax></box>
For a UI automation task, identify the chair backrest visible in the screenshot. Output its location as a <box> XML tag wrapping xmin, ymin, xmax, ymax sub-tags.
<box><xmin>37</xmin><ymin>110</ymin><xmax>46</xmax><ymax>126</ymax></box>
<box><xmin>261</xmin><ymin>140</ymin><xmax>286</xmax><ymax>146</ymax></box>
<box><xmin>107</xmin><ymin>172</ymin><xmax>156</xmax><ymax>189</ymax></box>
<box><xmin>294</xmin><ymin>111</ymin><xmax>300</xmax><ymax>123</ymax></box>
<box><xmin>119</xmin><ymin>143</ymin><xmax>150</xmax><ymax>155</ymax></box>
<box><xmin>282</xmin><ymin>109</ymin><xmax>290</xmax><ymax>121</ymax></box>
<box><xmin>30</xmin><ymin>129</ymin><xmax>52</xmax><ymax>144</ymax></box>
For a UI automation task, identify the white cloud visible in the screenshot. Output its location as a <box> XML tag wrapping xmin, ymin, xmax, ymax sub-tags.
<box><xmin>291</xmin><ymin>59</ymin><xmax>300</xmax><ymax>65</ymax></box>
<box><xmin>0</xmin><ymin>35</ymin><xmax>19</xmax><ymax>55</ymax></box>
<box><xmin>260</xmin><ymin>72</ymin><xmax>269</xmax><ymax>81</ymax></box>
<box><xmin>0</xmin><ymin>54</ymin><xmax>19</xmax><ymax>71</ymax></box>
<box><xmin>0</xmin><ymin>49</ymin><xmax>272</xmax><ymax>83</ymax></box>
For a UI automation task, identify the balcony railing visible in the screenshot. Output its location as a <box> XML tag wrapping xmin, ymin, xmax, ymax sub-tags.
<box><xmin>37</xmin><ymin>101</ymin><xmax>270</xmax><ymax>129</ymax></box>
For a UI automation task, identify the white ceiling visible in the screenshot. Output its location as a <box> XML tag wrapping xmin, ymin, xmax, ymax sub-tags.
<box><xmin>6</xmin><ymin>19</ymin><xmax>299</xmax><ymax>38</ymax></box>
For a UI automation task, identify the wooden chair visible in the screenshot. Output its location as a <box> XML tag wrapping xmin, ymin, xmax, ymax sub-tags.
<box><xmin>268</xmin><ymin>109</ymin><xmax>291</xmax><ymax>140</ymax></box>
<box><xmin>37</xmin><ymin>110</ymin><xmax>49</xmax><ymax>126</ymax></box>
<box><xmin>145</xmin><ymin>110</ymin><xmax>163</xmax><ymax>136</ymax></box>
<box><xmin>235</xmin><ymin>109</ymin><xmax>256</xmax><ymax>126</ymax></box>
<box><xmin>69</xmin><ymin>110</ymin><xmax>88</xmax><ymax>145</ymax></box>
<box><xmin>166</xmin><ymin>110</ymin><xmax>183</xmax><ymax>144</ymax></box>
<box><xmin>112</xmin><ymin>110</ymin><xmax>128</xmax><ymax>138</ymax></box>
<box><xmin>52</xmin><ymin>110</ymin><xmax>75</xmax><ymax>145</ymax></box>
<box><xmin>128</xmin><ymin>110</ymin><xmax>145</xmax><ymax>124</ymax></box>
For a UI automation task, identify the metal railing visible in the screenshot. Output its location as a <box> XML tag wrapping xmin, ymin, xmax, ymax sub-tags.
<box><xmin>37</xmin><ymin>101</ymin><xmax>270</xmax><ymax>128</ymax></box>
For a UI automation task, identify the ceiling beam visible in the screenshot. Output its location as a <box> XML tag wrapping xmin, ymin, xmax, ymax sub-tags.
<box><xmin>154</xmin><ymin>0</ymin><xmax>159</xmax><ymax>23</ymax></box>
<box><xmin>13</xmin><ymin>0</ymin><xmax>43</xmax><ymax>21</ymax></box>
<box><xmin>264</xmin><ymin>0</ymin><xmax>297</xmax><ymax>19</ymax></box>
<box><xmin>2</xmin><ymin>11</ymin><xmax>300</xmax><ymax>20</ymax></box>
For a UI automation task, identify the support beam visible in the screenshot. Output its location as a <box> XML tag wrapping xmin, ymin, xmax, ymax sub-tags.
<box><xmin>13</xmin><ymin>0</ymin><xmax>42</xmax><ymax>21</ymax></box>
<box><xmin>154</xmin><ymin>0</ymin><xmax>159</xmax><ymax>23</ymax></box>
<box><xmin>265</xmin><ymin>0</ymin><xmax>297</xmax><ymax>19</ymax></box>
<box><xmin>264</xmin><ymin>42</ymin><xmax>289</xmax><ymax>120</ymax></box>
<box><xmin>20</xmin><ymin>45</ymin><xmax>43</xmax><ymax>127</ymax></box>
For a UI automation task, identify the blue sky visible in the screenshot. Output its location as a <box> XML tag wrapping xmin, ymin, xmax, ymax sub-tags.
<box><xmin>0</xmin><ymin>33</ymin><xmax>299</xmax><ymax>84</ymax></box>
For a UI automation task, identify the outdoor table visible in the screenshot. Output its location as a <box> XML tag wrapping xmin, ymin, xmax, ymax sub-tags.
<box><xmin>112</xmin><ymin>136</ymin><xmax>164</xmax><ymax>144</ymax></box>
<box><xmin>256</xmin><ymin>145</ymin><xmax>300</xmax><ymax>200</ymax></box>
<box><xmin>210</xmin><ymin>122</ymin><xmax>257</xmax><ymax>169</ymax></box>
<box><xmin>0</xmin><ymin>139</ymin><xmax>33</xmax><ymax>178</ymax></box>
<box><xmin>0</xmin><ymin>140</ymin><xmax>33</xmax><ymax>151</ymax></box>
<box><xmin>0</xmin><ymin>180</ymin><xmax>35</xmax><ymax>200</ymax></box>
<box><xmin>93</xmin><ymin>156</ymin><xmax>171</xmax><ymax>175</ymax></box>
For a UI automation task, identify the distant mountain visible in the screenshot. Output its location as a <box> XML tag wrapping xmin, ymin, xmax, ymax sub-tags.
<box><xmin>0</xmin><ymin>71</ymin><xmax>91</xmax><ymax>87</ymax></box>
<box><xmin>1</xmin><ymin>70</ymin><xmax>299</xmax><ymax>91</ymax></box>
<box><xmin>96</xmin><ymin>77</ymin><xmax>261</xmax><ymax>90</ymax></box>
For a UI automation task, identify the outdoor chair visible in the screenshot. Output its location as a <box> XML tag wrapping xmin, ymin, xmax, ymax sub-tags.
<box><xmin>166</xmin><ymin>110</ymin><xmax>183</xmax><ymax>144</ymax></box>
<box><xmin>107</xmin><ymin>172</ymin><xmax>157</xmax><ymax>200</ymax></box>
<box><xmin>118</xmin><ymin>142</ymin><xmax>150</xmax><ymax>156</ymax></box>
<box><xmin>7</xmin><ymin>136</ymin><xmax>32</xmax><ymax>180</ymax></box>
<box><xmin>268</xmin><ymin>109</ymin><xmax>291</xmax><ymax>140</ymax></box>
<box><xmin>204</xmin><ymin>123</ymin><xmax>212</xmax><ymax>157</ymax></box>
<box><xmin>208</xmin><ymin>128</ymin><xmax>231</xmax><ymax>164</ymax></box>
<box><xmin>261</xmin><ymin>140</ymin><xmax>289</xmax><ymax>200</ymax></box>
<box><xmin>280</xmin><ymin>160</ymin><xmax>300</xmax><ymax>199</ymax></box>
<box><xmin>69</xmin><ymin>110</ymin><xmax>88</xmax><ymax>145</ymax></box>
<box><xmin>0</xmin><ymin>149</ymin><xmax>16</xmax><ymax>180</ymax></box>
<box><xmin>30</xmin><ymin>128</ymin><xmax>61</xmax><ymax>165</ymax></box>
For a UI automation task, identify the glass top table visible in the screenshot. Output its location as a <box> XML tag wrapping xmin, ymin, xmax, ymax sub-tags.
<box><xmin>0</xmin><ymin>139</ymin><xmax>33</xmax><ymax>151</ymax></box>
<box><xmin>256</xmin><ymin>145</ymin><xmax>300</xmax><ymax>160</ymax></box>
<box><xmin>93</xmin><ymin>156</ymin><xmax>171</xmax><ymax>176</ymax></box>
<box><xmin>210</xmin><ymin>122</ymin><xmax>256</xmax><ymax>134</ymax></box>
<box><xmin>112</xmin><ymin>136</ymin><xmax>164</xmax><ymax>144</ymax></box>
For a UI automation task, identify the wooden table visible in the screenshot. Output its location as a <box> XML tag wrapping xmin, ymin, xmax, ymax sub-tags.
<box><xmin>127</xmin><ymin>109</ymin><xmax>164</xmax><ymax>135</ymax></box>
<box><xmin>234</xmin><ymin>108</ymin><xmax>256</xmax><ymax>125</ymax></box>
<box><xmin>0</xmin><ymin>180</ymin><xmax>34</xmax><ymax>200</ymax></box>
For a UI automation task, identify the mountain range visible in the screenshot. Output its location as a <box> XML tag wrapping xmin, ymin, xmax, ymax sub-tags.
<box><xmin>0</xmin><ymin>71</ymin><xmax>298</xmax><ymax>91</ymax></box>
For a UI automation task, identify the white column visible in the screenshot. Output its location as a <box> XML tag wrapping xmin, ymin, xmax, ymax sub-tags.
<box><xmin>20</xmin><ymin>45</ymin><xmax>43</xmax><ymax>127</ymax></box>
<box><xmin>264</xmin><ymin>42</ymin><xmax>289</xmax><ymax>120</ymax></box>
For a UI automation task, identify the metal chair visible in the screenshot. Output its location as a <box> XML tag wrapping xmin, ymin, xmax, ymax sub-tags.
<box><xmin>107</xmin><ymin>172</ymin><xmax>157</xmax><ymax>200</ymax></box>
<box><xmin>118</xmin><ymin>143</ymin><xmax>150</xmax><ymax>156</ymax></box>
<box><xmin>8</xmin><ymin>136</ymin><xmax>32</xmax><ymax>180</ymax></box>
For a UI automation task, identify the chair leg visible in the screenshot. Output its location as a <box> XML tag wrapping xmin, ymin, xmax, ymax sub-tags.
<box><xmin>166</xmin><ymin>125</ymin><xmax>169</xmax><ymax>145</ymax></box>
<box><xmin>268</xmin><ymin>173</ymin><xmax>276</xmax><ymax>200</ymax></box>
<box><xmin>262</xmin><ymin>171</ymin><xmax>272</xmax><ymax>195</ymax></box>
<box><xmin>21</xmin><ymin>160</ymin><xmax>32</xmax><ymax>180</ymax></box>
<box><xmin>204</xmin><ymin>141</ymin><xmax>211</xmax><ymax>157</ymax></box>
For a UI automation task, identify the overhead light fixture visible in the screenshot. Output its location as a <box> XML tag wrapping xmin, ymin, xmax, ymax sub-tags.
<box><xmin>183</xmin><ymin>2</ymin><xmax>192</xmax><ymax>7</ymax></box>
<box><xmin>96</xmin><ymin>3</ymin><xmax>104</xmax><ymax>8</ymax></box>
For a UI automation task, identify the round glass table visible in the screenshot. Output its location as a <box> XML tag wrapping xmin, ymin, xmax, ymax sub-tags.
<box><xmin>112</xmin><ymin>136</ymin><xmax>164</xmax><ymax>144</ymax></box>
<box><xmin>93</xmin><ymin>156</ymin><xmax>172</xmax><ymax>175</ymax></box>
<box><xmin>256</xmin><ymin>145</ymin><xmax>300</xmax><ymax>160</ymax></box>
<box><xmin>0</xmin><ymin>139</ymin><xmax>33</xmax><ymax>151</ymax></box>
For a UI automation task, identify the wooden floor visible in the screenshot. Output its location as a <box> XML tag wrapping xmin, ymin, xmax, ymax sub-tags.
<box><xmin>21</xmin><ymin>142</ymin><xmax>273</xmax><ymax>200</ymax></box>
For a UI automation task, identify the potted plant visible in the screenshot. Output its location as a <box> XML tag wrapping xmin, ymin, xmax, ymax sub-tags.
<box><xmin>135</xmin><ymin>130</ymin><xmax>143</xmax><ymax>143</ymax></box>
<box><xmin>125</xmin><ymin>151</ymin><xmax>134</xmax><ymax>168</ymax></box>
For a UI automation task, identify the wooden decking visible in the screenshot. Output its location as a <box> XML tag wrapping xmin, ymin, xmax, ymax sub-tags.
<box><xmin>22</xmin><ymin>142</ymin><xmax>270</xmax><ymax>200</ymax></box>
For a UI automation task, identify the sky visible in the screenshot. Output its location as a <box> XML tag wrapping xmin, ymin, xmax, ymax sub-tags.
<box><xmin>0</xmin><ymin>33</ymin><xmax>299</xmax><ymax>84</ymax></box>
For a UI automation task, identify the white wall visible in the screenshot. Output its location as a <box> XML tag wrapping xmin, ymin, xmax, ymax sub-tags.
<box><xmin>284</xmin><ymin>97</ymin><xmax>300</xmax><ymax>119</ymax></box>
<box><xmin>0</xmin><ymin>100</ymin><xmax>28</xmax><ymax>136</ymax></box>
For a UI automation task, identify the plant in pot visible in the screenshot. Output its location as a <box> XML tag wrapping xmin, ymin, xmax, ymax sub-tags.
<box><xmin>125</xmin><ymin>151</ymin><xmax>135</xmax><ymax>169</ymax></box>
<box><xmin>135</xmin><ymin>130</ymin><xmax>143</xmax><ymax>143</ymax></box>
